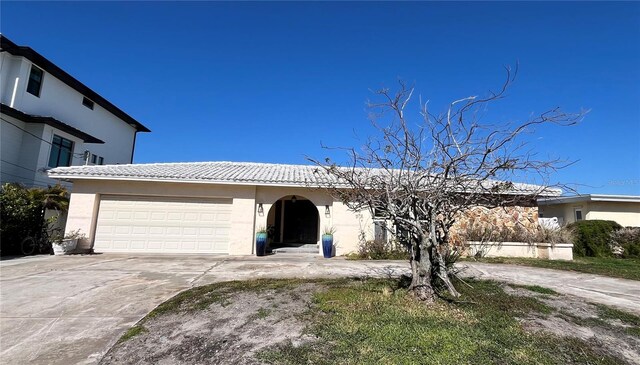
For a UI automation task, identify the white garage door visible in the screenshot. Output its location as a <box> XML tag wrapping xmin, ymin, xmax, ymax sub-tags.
<box><xmin>94</xmin><ymin>195</ymin><xmax>232</xmax><ymax>254</ymax></box>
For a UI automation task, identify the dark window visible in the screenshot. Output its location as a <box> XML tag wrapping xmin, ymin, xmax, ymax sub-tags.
<box><xmin>91</xmin><ymin>154</ymin><xmax>97</xmax><ymax>164</ymax></box>
<box><xmin>575</xmin><ymin>209</ymin><xmax>583</xmax><ymax>221</ymax></box>
<box><xmin>26</xmin><ymin>65</ymin><xmax>44</xmax><ymax>97</ymax></box>
<box><xmin>374</xmin><ymin>221</ymin><xmax>388</xmax><ymax>242</ymax></box>
<box><xmin>48</xmin><ymin>135</ymin><xmax>74</xmax><ymax>167</ymax></box>
<box><xmin>372</xmin><ymin>207</ymin><xmax>388</xmax><ymax>219</ymax></box>
<box><xmin>98</xmin><ymin>156</ymin><xmax>104</xmax><ymax>165</ymax></box>
<box><xmin>82</xmin><ymin>97</ymin><xmax>94</xmax><ymax>109</ymax></box>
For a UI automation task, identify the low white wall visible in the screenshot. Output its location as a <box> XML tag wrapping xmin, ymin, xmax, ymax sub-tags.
<box><xmin>464</xmin><ymin>241</ymin><xmax>573</xmax><ymax>261</ymax></box>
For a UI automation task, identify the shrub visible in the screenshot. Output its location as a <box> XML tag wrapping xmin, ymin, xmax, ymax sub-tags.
<box><xmin>0</xmin><ymin>183</ymin><xmax>68</xmax><ymax>256</ymax></box>
<box><xmin>462</xmin><ymin>223</ymin><xmax>573</xmax><ymax>245</ymax></box>
<box><xmin>568</xmin><ymin>220</ymin><xmax>622</xmax><ymax>258</ymax></box>
<box><xmin>610</xmin><ymin>227</ymin><xmax>640</xmax><ymax>259</ymax></box>
<box><xmin>347</xmin><ymin>239</ymin><xmax>409</xmax><ymax>260</ymax></box>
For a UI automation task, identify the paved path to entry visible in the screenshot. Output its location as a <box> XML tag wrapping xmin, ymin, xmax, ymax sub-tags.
<box><xmin>1</xmin><ymin>254</ymin><xmax>638</xmax><ymax>365</ymax></box>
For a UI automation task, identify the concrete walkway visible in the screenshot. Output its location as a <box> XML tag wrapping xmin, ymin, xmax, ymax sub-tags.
<box><xmin>0</xmin><ymin>254</ymin><xmax>638</xmax><ymax>365</ymax></box>
<box><xmin>458</xmin><ymin>262</ymin><xmax>640</xmax><ymax>315</ymax></box>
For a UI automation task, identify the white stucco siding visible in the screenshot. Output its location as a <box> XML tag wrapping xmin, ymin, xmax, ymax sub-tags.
<box><xmin>0</xmin><ymin>54</ymin><xmax>29</xmax><ymax>107</ymax></box>
<box><xmin>8</xmin><ymin>58</ymin><xmax>137</xmax><ymax>164</ymax></box>
<box><xmin>1</xmin><ymin>115</ymin><xmax>80</xmax><ymax>187</ymax></box>
<box><xmin>539</xmin><ymin>201</ymin><xmax>640</xmax><ymax>227</ymax></box>
<box><xmin>332</xmin><ymin>201</ymin><xmax>373</xmax><ymax>255</ymax></box>
<box><xmin>252</xmin><ymin>186</ymin><xmax>370</xmax><ymax>255</ymax></box>
<box><xmin>539</xmin><ymin>203</ymin><xmax>584</xmax><ymax>226</ymax></box>
<box><xmin>254</xmin><ymin>186</ymin><xmax>333</xmax><ymax>250</ymax></box>
<box><xmin>64</xmin><ymin>180</ymin><xmax>373</xmax><ymax>256</ymax></box>
<box><xmin>588</xmin><ymin>202</ymin><xmax>640</xmax><ymax>227</ymax></box>
<box><xmin>67</xmin><ymin>180</ymin><xmax>257</xmax><ymax>254</ymax></box>
<box><xmin>1</xmin><ymin>116</ymin><xmax>30</xmax><ymax>184</ymax></box>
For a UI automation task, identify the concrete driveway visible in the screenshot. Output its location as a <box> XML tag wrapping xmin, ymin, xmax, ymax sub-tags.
<box><xmin>1</xmin><ymin>254</ymin><xmax>639</xmax><ymax>365</ymax></box>
<box><xmin>0</xmin><ymin>254</ymin><xmax>406</xmax><ymax>365</ymax></box>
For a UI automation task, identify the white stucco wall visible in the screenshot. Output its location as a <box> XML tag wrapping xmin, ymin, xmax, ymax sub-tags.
<box><xmin>465</xmin><ymin>241</ymin><xmax>573</xmax><ymax>261</ymax></box>
<box><xmin>13</xmin><ymin>64</ymin><xmax>137</xmax><ymax>164</ymax></box>
<box><xmin>252</xmin><ymin>186</ymin><xmax>371</xmax><ymax>255</ymax></box>
<box><xmin>64</xmin><ymin>180</ymin><xmax>373</xmax><ymax>256</ymax></box>
<box><xmin>0</xmin><ymin>52</ymin><xmax>139</xmax><ymax>189</ymax></box>
<box><xmin>1</xmin><ymin>116</ymin><xmax>29</xmax><ymax>184</ymax></box>
<box><xmin>539</xmin><ymin>201</ymin><xmax>640</xmax><ymax>227</ymax></box>
<box><xmin>588</xmin><ymin>202</ymin><xmax>640</xmax><ymax>227</ymax></box>
<box><xmin>1</xmin><ymin>115</ymin><xmax>80</xmax><ymax>188</ymax></box>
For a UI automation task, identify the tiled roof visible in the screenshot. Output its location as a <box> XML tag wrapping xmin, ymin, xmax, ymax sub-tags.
<box><xmin>47</xmin><ymin>161</ymin><xmax>560</xmax><ymax>196</ymax></box>
<box><xmin>48</xmin><ymin>161</ymin><xmax>340</xmax><ymax>186</ymax></box>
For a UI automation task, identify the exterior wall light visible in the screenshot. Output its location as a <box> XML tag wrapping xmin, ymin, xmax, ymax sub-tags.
<box><xmin>325</xmin><ymin>205</ymin><xmax>331</xmax><ymax>217</ymax></box>
<box><xmin>257</xmin><ymin>203</ymin><xmax>264</xmax><ymax>215</ymax></box>
<box><xmin>291</xmin><ymin>195</ymin><xmax>297</xmax><ymax>203</ymax></box>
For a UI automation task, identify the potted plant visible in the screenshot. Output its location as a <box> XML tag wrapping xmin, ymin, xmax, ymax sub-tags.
<box><xmin>52</xmin><ymin>229</ymin><xmax>86</xmax><ymax>255</ymax></box>
<box><xmin>322</xmin><ymin>226</ymin><xmax>336</xmax><ymax>258</ymax></box>
<box><xmin>255</xmin><ymin>226</ymin><xmax>268</xmax><ymax>256</ymax></box>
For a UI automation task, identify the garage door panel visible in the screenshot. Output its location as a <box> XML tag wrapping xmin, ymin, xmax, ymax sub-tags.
<box><xmin>94</xmin><ymin>195</ymin><xmax>232</xmax><ymax>254</ymax></box>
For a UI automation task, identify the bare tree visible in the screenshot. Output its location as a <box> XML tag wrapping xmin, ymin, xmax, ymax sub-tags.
<box><xmin>310</xmin><ymin>67</ymin><xmax>586</xmax><ymax>302</ymax></box>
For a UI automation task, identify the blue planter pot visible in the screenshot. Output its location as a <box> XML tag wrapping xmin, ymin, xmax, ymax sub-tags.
<box><xmin>256</xmin><ymin>232</ymin><xmax>268</xmax><ymax>256</ymax></box>
<box><xmin>322</xmin><ymin>234</ymin><xmax>333</xmax><ymax>258</ymax></box>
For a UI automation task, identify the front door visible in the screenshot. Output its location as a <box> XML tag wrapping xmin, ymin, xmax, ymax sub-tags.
<box><xmin>283</xmin><ymin>200</ymin><xmax>318</xmax><ymax>244</ymax></box>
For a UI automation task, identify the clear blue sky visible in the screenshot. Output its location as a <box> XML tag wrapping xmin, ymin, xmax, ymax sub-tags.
<box><xmin>2</xmin><ymin>2</ymin><xmax>639</xmax><ymax>194</ymax></box>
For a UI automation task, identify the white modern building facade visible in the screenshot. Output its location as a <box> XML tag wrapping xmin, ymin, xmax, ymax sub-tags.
<box><xmin>0</xmin><ymin>34</ymin><xmax>150</xmax><ymax>188</ymax></box>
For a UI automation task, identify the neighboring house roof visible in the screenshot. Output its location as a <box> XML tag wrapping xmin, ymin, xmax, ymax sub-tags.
<box><xmin>0</xmin><ymin>34</ymin><xmax>150</xmax><ymax>133</ymax></box>
<box><xmin>538</xmin><ymin>194</ymin><xmax>640</xmax><ymax>205</ymax></box>
<box><xmin>48</xmin><ymin>161</ymin><xmax>560</xmax><ymax>196</ymax></box>
<box><xmin>1</xmin><ymin>103</ymin><xmax>104</xmax><ymax>143</ymax></box>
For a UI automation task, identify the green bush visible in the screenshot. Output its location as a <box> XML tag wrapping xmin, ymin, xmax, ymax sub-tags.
<box><xmin>568</xmin><ymin>220</ymin><xmax>622</xmax><ymax>258</ymax></box>
<box><xmin>346</xmin><ymin>239</ymin><xmax>409</xmax><ymax>260</ymax></box>
<box><xmin>0</xmin><ymin>183</ymin><xmax>68</xmax><ymax>256</ymax></box>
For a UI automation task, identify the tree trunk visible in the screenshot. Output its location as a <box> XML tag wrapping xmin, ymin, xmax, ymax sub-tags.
<box><xmin>432</xmin><ymin>245</ymin><xmax>461</xmax><ymax>298</ymax></box>
<box><xmin>409</xmin><ymin>237</ymin><xmax>435</xmax><ymax>303</ymax></box>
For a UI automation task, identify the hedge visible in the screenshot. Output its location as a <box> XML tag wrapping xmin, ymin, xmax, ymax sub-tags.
<box><xmin>568</xmin><ymin>220</ymin><xmax>622</xmax><ymax>258</ymax></box>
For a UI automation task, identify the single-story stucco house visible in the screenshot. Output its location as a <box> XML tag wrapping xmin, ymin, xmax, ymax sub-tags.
<box><xmin>538</xmin><ymin>195</ymin><xmax>640</xmax><ymax>227</ymax></box>
<box><xmin>48</xmin><ymin>161</ymin><xmax>561</xmax><ymax>256</ymax></box>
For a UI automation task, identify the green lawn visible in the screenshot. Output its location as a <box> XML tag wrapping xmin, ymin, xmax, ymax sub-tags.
<box><xmin>259</xmin><ymin>279</ymin><xmax>629</xmax><ymax>364</ymax></box>
<box><xmin>465</xmin><ymin>256</ymin><xmax>640</xmax><ymax>281</ymax></box>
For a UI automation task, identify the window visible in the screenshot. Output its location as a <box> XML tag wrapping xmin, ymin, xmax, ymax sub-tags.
<box><xmin>98</xmin><ymin>156</ymin><xmax>104</xmax><ymax>165</ymax></box>
<box><xmin>82</xmin><ymin>97</ymin><xmax>94</xmax><ymax>109</ymax></box>
<box><xmin>91</xmin><ymin>154</ymin><xmax>97</xmax><ymax>164</ymax></box>
<box><xmin>574</xmin><ymin>209</ymin><xmax>583</xmax><ymax>222</ymax></box>
<box><xmin>374</xmin><ymin>221</ymin><xmax>388</xmax><ymax>243</ymax></box>
<box><xmin>48</xmin><ymin>135</ymin><xmax>74</xmax><ymax>167</ymax></box>
<box><xmin>26</xmin><ymin>65</ymin><xmax>44</xmax><ymax>97</ymax></box>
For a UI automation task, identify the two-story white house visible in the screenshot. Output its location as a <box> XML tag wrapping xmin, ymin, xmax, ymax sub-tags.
<box><xmin>0</xmin><ymin>34</ymin><xmax>150</xmax><ymax>188</ymax></box>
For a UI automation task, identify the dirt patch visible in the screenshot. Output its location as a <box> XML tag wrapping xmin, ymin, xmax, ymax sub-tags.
<box><xmin>100</xmin><ymin>280</ymin><xmax>639</xmax><ymax>365</ymax></box>
<box><xmin>503</xmin><ymin>284</ymin><xmax>640</xmax><ymax>364</ymax></box>
<box><xmin>100</xmin><ymin>283</ymin><xmax>320</xmax><ymax>365</ymax></box>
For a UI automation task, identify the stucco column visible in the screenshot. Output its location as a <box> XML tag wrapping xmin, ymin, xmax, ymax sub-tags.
<box><xmin>317</xmin><ymin>203</ymin><xmax>332</xmax><ymax>254</ymax></box>
<box><xmin>254</xmin><ymin>203</ymin><xmax>271</xmax><ymax>237</ymax></box>
<box><xmin>64</xmin><ymin>192</ymin><xmax>100</xmax><ymax>251</ymax></box>
<box><xmin>229</xmin><ymin>192</ymin><xmax>256</xmax><ymax>255</ymax></box>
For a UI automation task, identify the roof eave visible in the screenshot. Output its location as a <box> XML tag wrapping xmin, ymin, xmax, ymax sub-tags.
<box><xmin>1</xmin><ymin>103</ymin><xmax>104</xmax><ymax>143</ymax></box>
<box><xmin>46</xmin><ymin>174</ymin><xmax>339</xmax><ymax>188</ymax></box>
<box><xmin>538</xmin><ymin>194</ymin><xmax>640</xmax><ymax>204</ymax></box>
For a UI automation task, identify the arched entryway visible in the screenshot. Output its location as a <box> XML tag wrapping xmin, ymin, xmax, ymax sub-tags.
<box><xmin>267</xmin><ymin>195</ymin><xmax>319</xmax><ymax>249</ymax></box>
